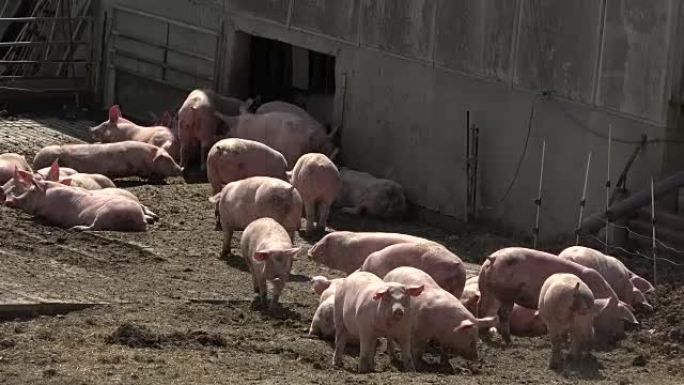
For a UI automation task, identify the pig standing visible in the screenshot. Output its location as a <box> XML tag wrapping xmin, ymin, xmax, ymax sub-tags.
<box><xmin>206</xmin><ymin>138</ymin><xmax>288</xmax><ymax>194</ymax></box>
<box><xmin>215</xmin><ymin>109</ymin><xmax>336</xmax><ymax>166</ymax></box>
<box><xmin>240</xmin><ymin>218</ymin><xmax>301</xmax><ymax>310</ymax></box>
<box><xmin>361</xmin><ymin>243</ymin><xmax>466</xmax><ymax>298</ymax></box>
<box><xmin>538</xmin><ymin>273</ymin><xmax>610</xmax><ymax>369</ymax></box>
<box><xmin>0</xmin><ymin>153</ymin><xmax>31</xmax><ymax>185</ymax></box>
<box><xmin>333</xmin><ymin>271</ymin><xmax>423</xmax><ymax>373</ymax></box>
<box><xmin>210</xmin><ymin>176</ymin><xmax>302</xmax><ymax>257</ymax></box>
<box><xmin>90</xmin><ymin>105</ymin><xmax>179</xmax><ymax>161</ymax></box>
<box><xmin>32</xmin><ymin>141</ymin><xmax>183</xmax><ymax>181</ymax></box>
<box><xmin>383</xmin><ymin>267</ymin><xmax>496</xmax><ymax>363</ymax></box>
<box><xmin>177</xmin><ymin>89</ymin><xmax>249</xmax><ymax>171</ymax></box>
<box><xmin>290</xmin><ymin>153</ymin><xmax>341</xmax><ymax>232</ymax></box>
<box><xmin>309</xmin><ymin>276</ymin><xmax>344</xmax><ymax>339</ymax></box>
<box><xmin>308</xmin><ymin>231</ymin><xmax>435</xmax><ymax>274</ymax></box>
<box><xmin>478</xmin><ymin>247</ymin><xmax>637</xmax><ymax>344</ymax></box>
<box><xmin>4</xmin><ymin>169</ymin><xmax>146</xmax><ymax>231</ymax></box>
<box><xmin>337</xmin><ymin>168</ymin><xmax>407</xmax><ymax>220</ymax></box>
<box><xmin>557</xmin><ymin>246</ymin><xmax>653</xmax><ymax>311</ymax></box>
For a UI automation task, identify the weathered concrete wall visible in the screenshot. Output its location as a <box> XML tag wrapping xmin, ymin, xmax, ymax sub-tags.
<box><xmin>95</xmin><ymin>0</ymin><xmax>683</xmax><ymax>241</ymax></box>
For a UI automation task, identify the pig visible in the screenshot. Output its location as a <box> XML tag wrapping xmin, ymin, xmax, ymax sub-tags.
<box><xmin>332</xmin><ymin>271</ymin><xmax>424</xmax><ymax>373</ymax></box>
<box><xmin>477</xmin><ymin>247</ymin><xmax>637</xmax><ymax>344</ymax></box>
<box><xmin>309</xmin><ymin>276</ymin><xmax>344</xmax><ymax>339</ymax></box>
<box><xmin>337</xmin><ymin>168</ymin><xmax>407</xmax><ymax>220</ymax></box>
<box><xmin>360</xmin><ymin>242</ymin><xmax>466</xmax><ymax>298</ymax></box>
<box><xmin>206</xmin><ymin>138</ymin><xmax>288</xmax><ymax>194</ymax></box>
<box><xmin>32</xmin><ymin>141</ymin><xmax>183</xmax><ymax>181</ymax></box>
<box><xmin>557</xmin><ymin>246</ymin><xmax>653</xmax><ymax>311</ymax></box>
<box><xmin>461</xmin><ymin>276</ymin><xmax>546</xmax><ymax>337</ymax></box>
<box><xmin>0</xmin><ymin>153</ymin><xmax>32</xmax><ymax>185</ymax></box>
<box><xmin>538</xmin><ymin>273</ymin><xmax>612</xmax><ymax>370</ymax></box>
<box><xmin>90</xmin><ymin>105</ymin><xmax>179</xmax><ymax>161</ymax></box>
<box><xmin>255</xmin><ymin>101</ymin><xmax>311</xmax><ymax>120</ymax></box>
<box><xmin>240</xmin><ymin>217</ymin><xmax>302</xmax><ymax>310</ymax></box>
<box><xmin>210</xmin><ymin>176</ymin><xmax>303</xmax><ymax>257</ymax></box>
<box><xmin>290</xmin><ymin>153</ymin><xmax>341</xmax><ymax>232</ymax></box>
<box><xmin>215</xmin><ymin>109</ymin><xmax>337</xmax><ymax>166</ymax></box>
<box><xmin>177</xmin><ymin>89</ymin><xmax>250</xmax><ymax>171</ymax></box>
<box><xmin>383</xmin><ymin>267</ymin><xmax>496</xmax><ymax>363</ymax></box>
<box><xmin>307</xmin><ymin>231</ymin><xmax>436</xmax><ymax>274</ymax></box>
<box><xmin>4</xmin><ymin>169</ymin><xmax>146</xmax><ymax>231</ymax></box>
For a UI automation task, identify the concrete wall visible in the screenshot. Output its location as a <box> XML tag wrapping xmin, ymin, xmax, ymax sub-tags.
<box><xmin>96</xmin><ymin>0</ymin><xmax>684</xmax><ymax>242</ymax></box>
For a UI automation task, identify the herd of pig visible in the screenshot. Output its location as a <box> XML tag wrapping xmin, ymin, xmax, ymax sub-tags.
<box><xmin>0</xmin><ymin>88</ymin><xmax>656</xmax><ymax>374</ymax></box>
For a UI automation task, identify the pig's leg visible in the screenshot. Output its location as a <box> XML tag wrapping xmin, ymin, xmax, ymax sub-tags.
<box><xmin>385</xmin><ymin>338</ymin><xmax>398</xmax><ymax>361</ymax></box>
<box><xmin>497</xmin><ymin>301</ymin><xmax>514</xmax><ymax>345</ymax></box>
<box><xmin>200</xmin><ymin>142</ymin><xmax>211</xmax><ymax>172</ymax></box>
<box><xmin>549</xmin><ymin>328</ymin><xmax>564</xmax><ymax>370</ymax></box>
<box><xmin>220</xmin><ymin>228</ymin><xmax>233</xmax><ymax>258</ymax></box>
<box><xmin>357</xmin><ymin>332</ymin><xmax>377</xmax><ymax>373</ymax></box>
<box><xmin>304</xmin><ymin>201</ymin><xmax>316</xmax><ymax>232</ymax></box>
<box><xmin>318</xmin><ymin>202</ymin><xmax>330</xmax><ymax>231</ymax></box>
<box><xmin>332</xmin><ymin>322</ymin><xmax>348</xmax><ymax>368</ymax></box>
<box><xmin>395</xmin><ymin>333</ymin><xmax>415</xmax><ymax>372</ymax></box>
<box><xmin>269</xmin><ymin>278</ymin><xmax>285</xmax><ymax>311</ymax></box>
<box><xmin>180</xmin><ymin>142</ymin><xmax>191</xmax><ymax>172</ymax></box>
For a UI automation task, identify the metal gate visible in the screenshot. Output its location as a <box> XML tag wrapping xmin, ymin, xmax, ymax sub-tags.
<box><xmin>0</xmin><ymin>0</ymin><xmax>94</xmax><ymax>95</ymax></box>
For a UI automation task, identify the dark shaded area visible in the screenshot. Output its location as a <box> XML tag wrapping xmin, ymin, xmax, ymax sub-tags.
<box><xmin>106</xmin><ymin>322</ymin><xmax>226</xmax><ymax>349</ymax></box>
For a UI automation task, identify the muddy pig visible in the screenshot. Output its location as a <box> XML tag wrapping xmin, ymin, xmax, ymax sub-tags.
<box><xmin>206</xmin><ymin>138</ymin><xmax>288</xmax><ymax>194</ymax></box>
<box><xmin>361</xmin><ymin>242</ymin><xmax>466</xmax><ymax>298</ymax></box>
<box><xmin>241</xmin><ymin>217</ymin><xmax>302</xmax><ymax>310</ymax></box>
<box><xmin>290</xmin><ymin>153</ymin><xmax>341</xmax><ymax>232</ymax></box>
<box><xmin>337</xmin><ymin>168</ymin><xmax>407</xmax><ymax>220</ymax></box>
<box><xmin>539</xmin><ymin>273</ymin><xmax>612</xmax><ymax>370</ymax></box>
<box><xmin>308</xmin><ymin>231</ymin><xmax>435</xmax><ymax>274</ymax></box>
<box><xmin>558</xmin><ymin>246</ymin><xmax>653</xmax><ymax>311</ymax></box>
<box><xmin>210</xmin><ymin>176</ymin><xmax>302</xmax><ymax>257</ymax></box>
<box><xmin>33</xmin><ymin>141</ymin><xmax>183</xmax><ymax>181</ymax></box>
<box><xmin>90</xmin><ymin>105</ymin><xmax>179</xmax><ymax>161</ymax></box>
<box><xmin>4</xmin><ymin>169</ymin><xmax>146</xmax><ymax>231</ymax></box>
<box><xmin>384</xmin><ymin>267</ymin><xmax>496</xmax><ymax>363</ymax></box>
<box><xmin>478</xmin><ymin>247</ymin><xmax>637</xmax><ymax>344</ymax></box>
<box><xmin>333</xmin><ymin>271</ymin><xmax>423</xmax><ymax>373</ymax></box>
<box><xmin>0</xmin><ymin>153</ymin><xmax>31</xmax><ymax>185</ymax></box>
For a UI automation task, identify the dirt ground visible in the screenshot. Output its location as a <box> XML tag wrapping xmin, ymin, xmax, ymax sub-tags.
<box><xmin>0</xmin><ymin>116</ymin><xmax>682</xmax><ymax>385</ymax></box>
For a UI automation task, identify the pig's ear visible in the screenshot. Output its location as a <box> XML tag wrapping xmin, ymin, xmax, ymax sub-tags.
<box><xmin>372</xmin><ymin>287</ymin><xmax>389</xmax><ymax>301</ymax></box>
<box><xmin>454</xmin><ymin>319</ymin><xmax>477</xmax><ymax>333</ymax></box>
<box><xmin>253</xmin><ymin>251</ymin><xmax>270</xmax><ymax>262</ymax></box>
<box><xmin>60</xmin><ymin>178</ymin><xmax>72</xmax><ymax>186</ymax></box>
<box><xmin>630</xmin><ymin>276</ymin><xmax>655</xmax><ymax>293</ymax></box>
<box><xmin>618</xmin><ymin>302</ymin><xmax>639</xmax><ymax>325</ymax></box>
<box><xmin>109</xmin><ymin>105</ymin><xmax>121</xmax><ymax>122</ymax></box>
<box><xmin>406</xmin><ymin>284</ymin><xmax>424</xmax><ymax>297</ymax></box>
<box><xmin>288</xmin><ymin>247</ymin><xmax>304</xmax><ymax>259</ymax></box>
<box><xmin>475</xmin><ymin>316</ymin><xmax>498</xmax><ymax>329</ymax></box>
<box><xmin>46</xmin><ymin>160</ymin><xmax>60</xmax><ymax>181</ymax></box>
<box><xmin>311</xmin><ymin>276</ymin><xmax>331</xmax><ymax>295</ymax></box>
<box><xmin>15</xmin><ymin>169</ymin><xmax>34</xmax><ymax>187</ymax></box>
<box><xmin>592</xmin><ymin>298</ymin><xmax>611</xmax><ymax>316</ymax></box>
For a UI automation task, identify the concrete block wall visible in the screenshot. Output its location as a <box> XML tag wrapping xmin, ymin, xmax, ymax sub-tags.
<box><xmin>96</xmin><ymin>0</ymin><xmax>684</xmax><ymax>242</ymax></box>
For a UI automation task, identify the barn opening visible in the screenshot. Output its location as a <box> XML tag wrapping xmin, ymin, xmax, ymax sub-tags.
<box><xmin>229</xmin><ymin>32</ymin><xmax>336</xmax><ymax>130</ymax></box>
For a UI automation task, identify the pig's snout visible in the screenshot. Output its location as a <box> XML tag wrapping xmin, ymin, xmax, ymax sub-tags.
<box><xmin>391</xmin><ymin>304</ymin><xmax>405</xmax><ymax>320</ymax></box>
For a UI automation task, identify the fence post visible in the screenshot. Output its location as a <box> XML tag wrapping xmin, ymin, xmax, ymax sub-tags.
<box><xmin>533</xmin><ymin>140</ymin><xmax>546</xmax><ymax>248</ymax></box>
<box><xmin>576</xmin><ymin>152</ymin><xmax>592</xmax><ymax>245</ymax></box>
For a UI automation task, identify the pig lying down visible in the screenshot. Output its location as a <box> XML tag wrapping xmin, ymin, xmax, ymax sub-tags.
<box><xmin>32</xmin><ymin>141</ymin><xmax>183</xmax><ymax>181</ymax></box>
<box><xmin>4</xmin><ymin>169</ymin><xmax>147</xmax><ymax>231</ymax></box>
<box><xmin>337</xmin><ymin>168</ymin><xmax>407</xmax><ymax>220</ymax></box>
<box><xmin>241</xmin><ymin>218</ymin><xmax>301</xmax><ymax>311</ymax></box>
<box><xmin>206</xmin><ymin>138</ymin><xmax>288</xmax><ymax>194</ymax></box>
<box><xmin>333</xmin><ymin>271</ymin><xmax>423</xmax><ymax>373</ymax></box>
<box><xmin>308</xmin><ymin>231</ymin><xmax>435</xmax><ymax>274</ymax></box>
<box><xmin>478</xmin><ymin>247</ymin><xmax>637</xmax><ymax>344</ymax></box>
<box><xmin>0</xmin><ymin>153</ymin><xmax>32</xmax><ymax>185</ymax></box>
<box><xmin>210</xmin><ymin>176</ymin><xmax>302</xmax><ymax>257</ymax></box>
<box><xmin>90</xmin><ymin>105</ymin><xmax>179</xmax><ymax>161</ymax></box>
<box><xmin>383</xmin><ymin>267</ymin><xmax>496</xmax><ymax>364</ymax></box>
<box><xmin>290</xmin><ymin>153</ymin><xmax>341</xmax><ymax>232</ymax></box>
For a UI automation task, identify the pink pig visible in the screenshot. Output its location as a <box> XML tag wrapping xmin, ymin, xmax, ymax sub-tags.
<box><xmin>333</xmin><ymin>271</ymin><xmax>423</xmax><ymax>373</ymax></box>
<box><xmin>4</xmin><ymin>169</ymin><xmax>146</xmax><ymax>231</ymax></box>
<box><xmin>309</xmin><ymin>276</ymin><xmax>344</xmax><ymax>339</ymax></box>
<box><xmin>361</xmin><ymin>243</ymin><xmax>466</xmax><ymax>298</ymax></box>
<box><xmin>32</xmin><ymin>141</ymin><xmax>183</xmax><ymax>180</ymax></box>
<box><xmin>240</xmin><ymin>217</ymin><xmax>302</xmax><ymax>310</ymax></box>
<box><xmin>337</xmin><ymin>168</ymin><xmax>407</xmax><ymax>220</ymax></box>
<box><xmin>478</xmin><ymin>247</ymin><xmax>637</xmax><ymax>344</ymax></box>
<box><xmin>557</xmin><ymin>246</ymin><xmax>653</xmax><ymax>311</ymax></box>
<box><xmin>0</xmin><ymin>153</ymin><xmax>31</xmax><ymax>185</ymax></box>
<box><xmin>90</xmin><ymin>105</ymin><xmax>179</xmax><ymax>161</ymax></box>
<box><xmin>383</xmin><ymin>266</ymin><xmax>496</xmax><ymax>363</ymax></box>
<box><xmin>206</xmin><ymin>138</ymin><xmax>288</xmax><ymax>194</ymax></box>
<box><xmin>307</xmin><ymin>231</ymin><xmax>435</xmax><ymax>274</ymax></box>
<box><xmin>538</xmin><ymin>273</ymin><xmax>612</xmax><ymax>370</ymax></box>
<box><xmin>290</xmin><ymin>153</ymin><xmax>341</xmax><ymax>232</ymax></box>
<box><xmin>210</xmin><ymin>176</ymin><xmax>303</xmax><ymax>258</ymax></box>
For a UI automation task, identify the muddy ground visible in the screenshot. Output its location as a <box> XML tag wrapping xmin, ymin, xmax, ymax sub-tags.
<box><xmin>0</xmin><ymin>117</ymin><xmax>682</xmax><ymax>384</ymax></box>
